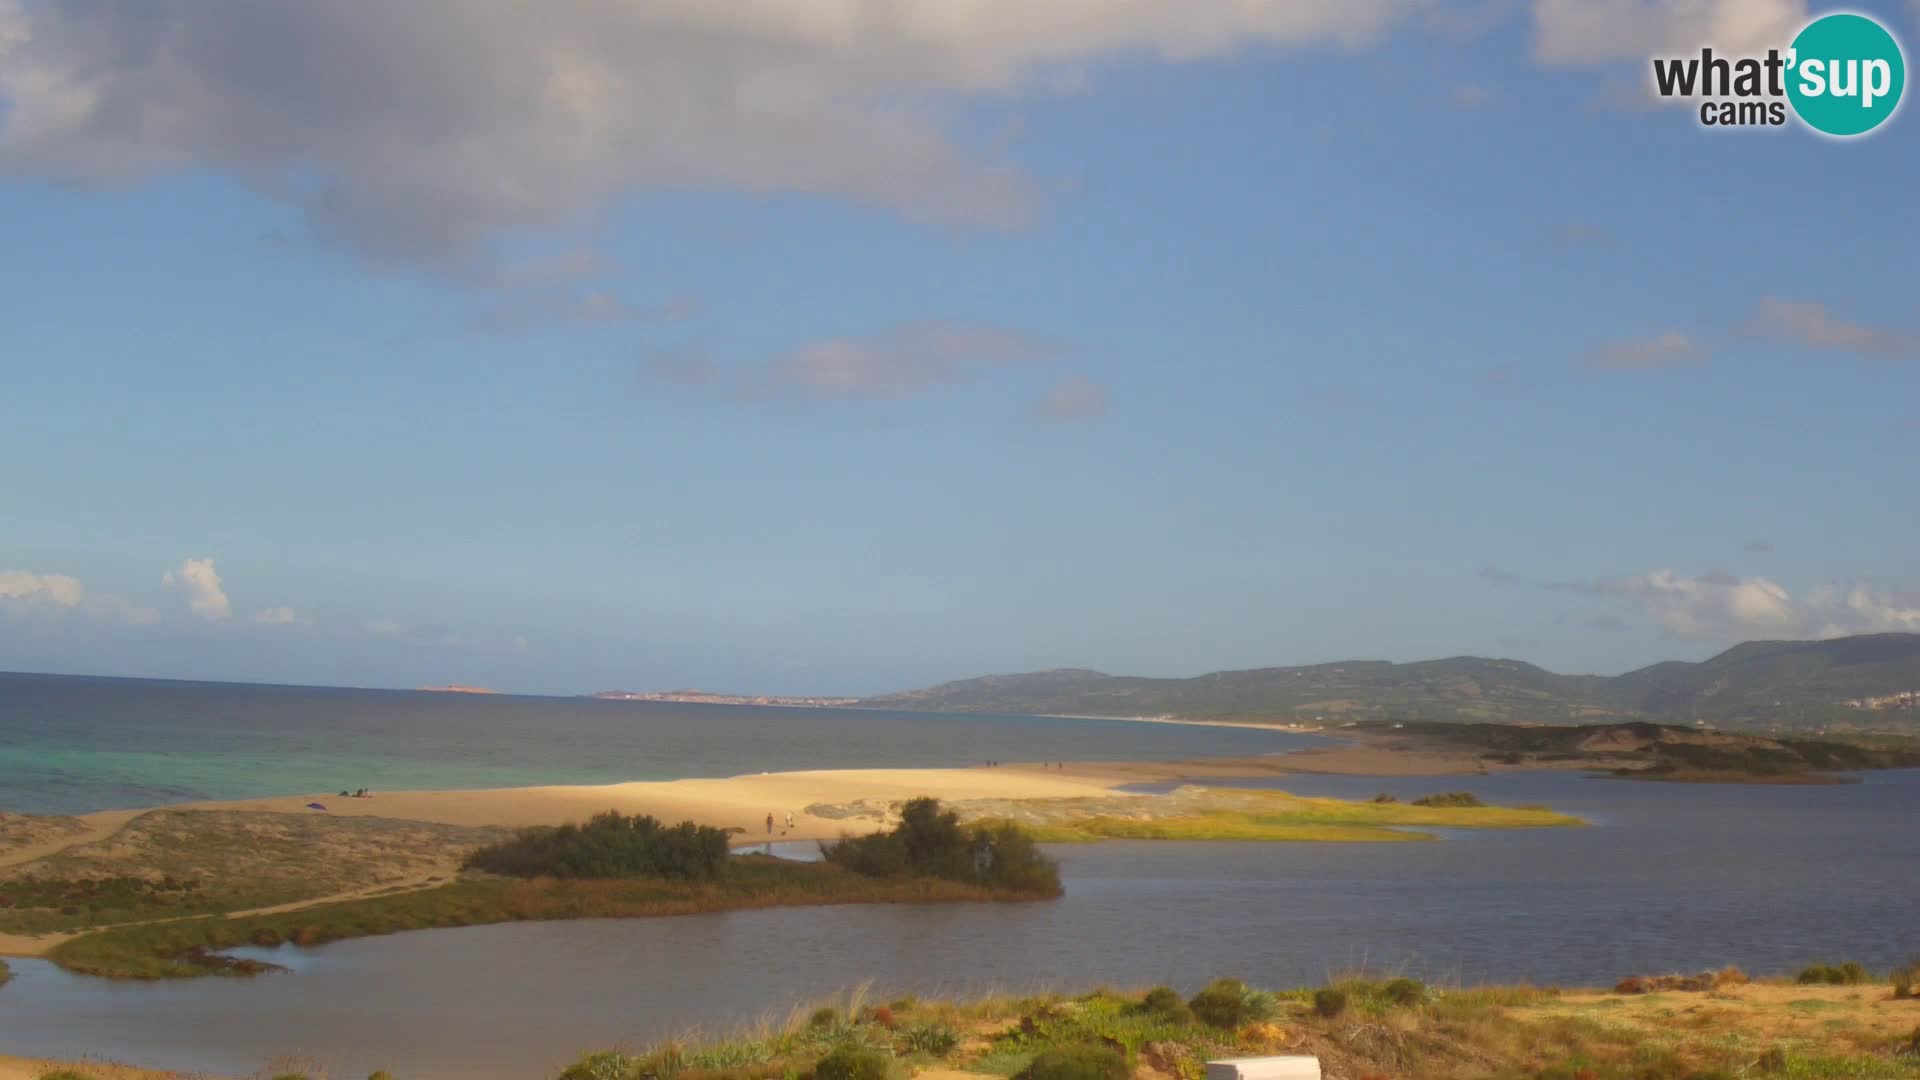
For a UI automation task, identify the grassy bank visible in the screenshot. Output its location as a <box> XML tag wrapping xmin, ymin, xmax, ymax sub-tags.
<box><xmin>975</xmin><ymin>789</ymin><xmax>1581</xmax><ymax>843</ymax></box>
<box><xmin>49</xmin><ymin>856</ymin><xmax>1055</xmax><ymax>980</ymax></box>
<box><xmin>0</xmin><ymin>957</ymin><xmax>10</xmax><ymax>987</ymax></box>
<box><xmin>558</xmin><ymin>974</ymin><xmax>1920</xmax><ymax>1080</ymax></box>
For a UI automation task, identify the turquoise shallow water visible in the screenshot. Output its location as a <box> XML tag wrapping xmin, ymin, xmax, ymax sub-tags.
<box><xmin>0</xmin><ymin>671</ymin><xmax>1321</xmax><ymax>813</ymax></box>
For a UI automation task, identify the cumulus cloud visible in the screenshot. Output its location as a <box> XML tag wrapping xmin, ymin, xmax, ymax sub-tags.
<box><xmin>1572</xmin><ymin>569</ymin><xmax>1920</xmax><ymax>640</ymax></box>
<box><xmin>1532</xmin><ymin>0</ymin><xmax>1805</xmax><ymax>65</ymax></box>
<box><xmin>1749</xmin><ymin>298</ymin><xmax>1920</xmax><ymax>360</ymax></box>
<box><xmin>1583</xmin><ymin>330</ymin><xmax>1705</xmax><ymax>371</ymax></box>
<box><xmin>162</xmin><ymin>558</ymin><xmax>232</xmax><ymax>620</ymax></box>
<box><xmin>254</xmin><ymin>605</ymin><xmax>298</xmax><ymax>626</ymax></box>
<box><xmin>754</xmin><ymin>321</ymin><xmax>1059</xmax><ymax>400</ymax></box>
<box><xmin>0</xmin><ymin>569</ymin><xmax>159</xmax><ymax>624</ymax></box>
<box><xmin>0</xmin><ymin>1</ymin><xmax>1429</xmax><ymax>274</ymax></box>
<box><xmin>1034</xmin><ymin>375</ymin><xmax>1110</xmax><ymax>421</ymax></box>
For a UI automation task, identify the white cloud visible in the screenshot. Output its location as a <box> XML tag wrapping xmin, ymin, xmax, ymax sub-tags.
<box><xmin>758</xmin><ymin>321</ymin><xmax>1059</xmax><ymax>400</ymax></box>
<box><xmin>1583</xmin><ymin>330</ymin><xmax>1705</xmax><ymax>371</ymax></box>
<box><xmin>254</xmin><ymin>605</ymin><xmax>298</xmax><ymax>626</ymax></box>
<box><xmin>0</xmin><ymin>1</ymin><xmax>1425</xmax><ymax>274</ymax></box>
<box><xmin>1532</xmin><ymin>0</ymin><xmax>1805</xmax><ymax>65</ymax></box>
<box><xmin>1034</xmin><ymin>375</ymin><xmax>1111</xmax><ymax>421</ymax></box>
<box><xmin>0</xmin><ymin>568</ymin><xmax>159</xmax><ymax>625</ymax></box>
<box><xmin>162</xmin><ymin>557</ymin><xmax>232</xmax><ymax>620</ymax></box>
<box><xmin>1749</xmin><ymin>298</ymin><xmax>1920</xmax><ymax>360</ymax></box>
<box><xmin>1589</xmin><ymin>569</ymin><xmax>1920</xmax><ymax>640</ymax></box>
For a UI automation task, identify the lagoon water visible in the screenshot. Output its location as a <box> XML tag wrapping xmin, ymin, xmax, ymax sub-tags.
<box><xmin>4</xmin><ymin>768</ymin><xmax>1918</xmax><ymax>1078</ymax></box>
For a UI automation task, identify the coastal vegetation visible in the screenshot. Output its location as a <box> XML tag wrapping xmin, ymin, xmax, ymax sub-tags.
<box><xmin>553</xmin><ymin>973</ymin><xmax>1920</xmax><ymax>1080</ymax></box>
<box><xmin>0</xmin><ymin>809</ymin><xmax>507</xmax><ymax>936</ymax></box>
<box><xmin>823</xmin><ymin>797</ymin><xmax>1061</xmax><ymax>894</ymax></box>
<box><xmin>1366</xmin><ymin>721</ymin><xmax>1920</xmax><ymax>784</ymax></box>
<box><xmin>965</xmin><ymin>787</ymin><xmax>1579</xmax><ymax>843</ymax></box>
<box><xmin>463</xmin><ymin>811</ymin><xmax>732</xmax><ymax>879</ymax></box>
<box><xmin>45</xmin><ymin>800</ymin><xmax>1059</xmax><ymax>981</ymax></box>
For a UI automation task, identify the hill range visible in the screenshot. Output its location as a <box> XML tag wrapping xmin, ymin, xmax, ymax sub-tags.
<box><xmin>857</xmin><ymin>634</ymin><xmax>1920</xmax><ymax>731</ymax></box>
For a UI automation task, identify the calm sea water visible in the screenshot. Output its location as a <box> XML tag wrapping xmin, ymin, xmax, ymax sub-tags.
<box><xmin>0</xmin><ymin>671</ymin><xmax>1318</xmax><ymax>814</ymax></box>
<box><xmin>3</xmin><ymin>769</ymin><xmax>1916</xmax><ymax>1079</ymax></box>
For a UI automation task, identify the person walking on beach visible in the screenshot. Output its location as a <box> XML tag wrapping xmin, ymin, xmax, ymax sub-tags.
<box><xmin>766</xmin><ymin>812</ymin><xmax>774</xmax><ymax>836</ymax></box>
<box><xmin>785</xmin><ymin>811</ymin><xmax>794</xmax><ymax>830</ymax></box>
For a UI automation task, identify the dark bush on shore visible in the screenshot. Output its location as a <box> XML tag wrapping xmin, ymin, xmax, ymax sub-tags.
<box><xmin>1410</xmin><ymin>792</ymin><xmax>1485</xmax><ymax>808</ymax></box>
<box><xmin>1383</xmin><ymin>977</ymin><xmax>1428</xmax><ymax>1006</ymax></box>
<box><xmin>1796</xmin><ymin>961</ymin><xmax>1871</xmax><ymax>986</ymax></box>
<box><xmin>1022</xmin><ymin>1044</ymin><xmax>1128</xmax><ymax>1080</ymax></box>
<box><xmin>822</xmin><ymin>798</ymin><xmax>1060</xmax><ymax>894</ymax></box>
<box><xmin>1313</xmin><ymin>987</ymin><xmax>1350</xmax><ymax>1018</ymax></box>
<box><xmin>815</xmin><ymin>1044</ymin><xmax>893</xmax><ymax>1080</ymax></box>
<box><xmin>1138</xmin><ymin>986</ymin><xmax>1191</xmax><ymax>1023</ymax></box>
<box><xmin>463</xmin><ymin>811</ymin><xmax>730</xmax><ymax>880</ymax></box>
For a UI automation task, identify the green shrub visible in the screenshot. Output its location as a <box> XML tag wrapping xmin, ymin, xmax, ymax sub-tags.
<box><xmin>822</xmin><ymin>799</ymin><xmax>1060</xmax><ymax>894</ymax></box>
<box><xmin>1795</xmin><ymin>961</ymin><xmax>1871</xmax><ymax>986</ymax></box>
<box><xmin>1382</xmin><ymin>977</ymin><xmax>1427</xmax><ymax>1006</ymax></box>
<box><xmin>1410</xmin><ymin>792</ymin><xmax>1485</xmax><ymax>808</ymax></box>
<box><xmin>809</xmin><ymin>1006</ymin><xmax>843</xmax><ymax>1029</ymax></box>
<box><xmin>1023</xmin><ymin>1044</ymin><xmax>1128</xmax><ymax>1080</ymax></box>
<box><xmin>464</xmin><ymin>811</ymin><xmax>730</xmax><ymax>880</ymax></box>
<box><xmin>1894</xmin><ymin>960</ymin><xmax>1919</xmax><ymax>999</ymax></box>
<box><xmin>1189</xmin><ymin>979</ymin><xmax>1254</xmax><ymax>1029</ymax></box>
<box><xmin>903</xmin><ymin>1021</ymin><xmax>960</xmax><ymax>1057</ymax></box>
<box><xmin>1142</xmin><ymin>986</ymin><xmax>1183</xmax><ymax>1013</ymax></box>
<box><xmin>369</xmin><ymin>1072</ymin><xmax>395</xmax><ymax>1080</ymax></box>
<box><xmin>1137</xmin><ymin>986</ymin><xmax>1192</xmax><ymax>1023</ymax></box>
<box><xmin>814</xmin><ymin>1044</ymin><xmax>892</xmax><ymax>1080</ymax></box>
<box><xmin>1313</xmin><ymin>988</ymin><xmax>1349</xmax><ymax>1019</ymax></box>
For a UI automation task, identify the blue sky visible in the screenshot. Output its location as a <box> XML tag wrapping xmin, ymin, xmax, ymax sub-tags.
<box><xmin>2</xmin><ymin>0</ymin><xmax>1918</xmax><ymax>695</ymax></box>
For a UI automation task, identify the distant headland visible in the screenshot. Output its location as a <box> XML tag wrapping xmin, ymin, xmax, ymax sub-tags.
<box><xmin>416</xmin><ymin>684</ymin><xmax>499</xmax><ymax>695</ymax></box>
<box><xmin>590</xmin><ymin>689</ymin><xmax>858</xmax><ymax>707</ymax></box>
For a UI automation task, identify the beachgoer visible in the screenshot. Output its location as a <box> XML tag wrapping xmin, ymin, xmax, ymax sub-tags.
<box><xmin>766</xmin><ymin>812</ymin><xmax>774</xmax><ymax>835</ymax></box>
<box><xmin>785</xmin><ymin>811</ymin><xmax>794</xmax><ymax>830</ymax></box>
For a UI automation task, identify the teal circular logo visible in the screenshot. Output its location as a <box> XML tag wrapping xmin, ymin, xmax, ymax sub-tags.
<box><xmin>1786</xmin><ymin>13</ymin><xmax>1905</xmax><ymax>137</ymax></box>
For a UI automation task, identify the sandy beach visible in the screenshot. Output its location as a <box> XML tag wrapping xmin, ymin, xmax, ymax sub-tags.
<box><xmin>74</xmin><ymin>766</ymin><xmax>1125</xmax><ymax>841</ymax></box>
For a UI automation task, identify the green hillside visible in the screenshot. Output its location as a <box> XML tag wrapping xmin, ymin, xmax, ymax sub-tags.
<box><xmin>860</xmin><ymin>633</ymin><xmax>1920</xmax><ymax>730</ymax></box>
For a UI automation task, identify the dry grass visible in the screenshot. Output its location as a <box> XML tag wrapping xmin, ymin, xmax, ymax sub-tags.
<box><xmin>554</xmin><ymin>979</ymin><xmax>1920</xmax><ymax>1080</ymax></box>
<box><xmin>0</xmin><ymin>810</ymin><xmax>510</xmax><ymax>935</ymax></box>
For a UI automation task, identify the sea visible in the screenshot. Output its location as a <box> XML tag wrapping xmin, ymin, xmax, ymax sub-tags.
<box><xmin>1</xmin><ymin>672</ymin><xmax>1917</xmax><ymax>1078</ymax></box>
<box><xmin>0</xmin><ymin>671</ymin><xmax>1318</xmax><ymax>815</ymax></box>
